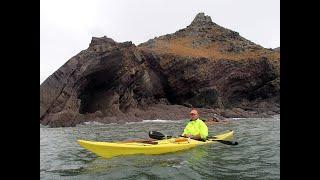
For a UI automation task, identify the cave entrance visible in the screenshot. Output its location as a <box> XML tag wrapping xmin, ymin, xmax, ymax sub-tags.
<box><xmin>77</xmin><ymin>69</ymin><xmax>119</xmax><ymax>114</ymax></box>
<box><xmin>78</xmin><ymin>82</ymin><xmax>114</xmax><ymax>114</ymax></box>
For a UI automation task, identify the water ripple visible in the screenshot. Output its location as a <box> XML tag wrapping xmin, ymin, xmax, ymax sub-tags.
<box><xmin>41</xmin><ymin>117</ymin><xmax>280</xmax><ymax>179</ymax></box>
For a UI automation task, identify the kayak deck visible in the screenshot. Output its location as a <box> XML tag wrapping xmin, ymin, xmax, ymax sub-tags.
<box><xmin>77</xmin><ymin>130</ymin><xmax>234</xmax><ymax>158</ymax></box>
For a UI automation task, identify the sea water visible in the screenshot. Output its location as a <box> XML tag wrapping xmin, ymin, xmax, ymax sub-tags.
<box><xmin>40</xmin><ymin>115</ymin><xmax>280</xmax><ymax>179</ymax></box>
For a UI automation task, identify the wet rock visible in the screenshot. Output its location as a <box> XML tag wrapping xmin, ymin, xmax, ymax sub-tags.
<box><xmin>220</xmin><ymin>108</ymin><xmax>245</xmax><ymax>118</ymax></box>
<box><xmin>41</xmin><ymin>110</ymin><xmax>84</xmax><ymax>127</ymax></box>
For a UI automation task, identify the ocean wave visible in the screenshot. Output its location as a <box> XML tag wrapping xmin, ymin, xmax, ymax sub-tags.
<box><xmin>272</xmin><ymin>114</ymin><xmax>280</xmax><ymax>119</ymax></box>
<box><xmin>124</xmin><ymin>119</ymin><xmax>183</xmax><ymax>125</ymax></box>
<box><xmin>76</xmin><ymin>121</ymin><xmax>107</xmax><ymax>127</ymax></box>
<box><xmin>142</xmin><ymin>119</ymin><xmax>182</xmax><ymax>123</ymax></box>
<box><xmin>73</xmin><ymin>119</ymin><xmax>185</xmax><ymax>127</ymax></box>
<box><xmin>231</xmin><ymin>118</ymin><xmax>246</xmax><ymax>120</ymax></box>
<box><xmin>40</xmin><ymin>124</ymin><xmax>49</xmax><ymax>128</ymax></box>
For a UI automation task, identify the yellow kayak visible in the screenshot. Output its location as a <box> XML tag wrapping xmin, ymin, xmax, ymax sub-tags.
<box><xmin>77</xmin><ymin>130</ymin><xmax>234</xmax><ymax>158</ymax></box>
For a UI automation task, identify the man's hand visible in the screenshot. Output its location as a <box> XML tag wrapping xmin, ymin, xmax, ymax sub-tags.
<box><xmin>183</xmin><ymin>134</ymin><xmax>193</xmax><ymax>138</ymax></box>
<box><xmin>185</xmin><ymin>134</ymin><xmax>201</xmax><ymax>140</ymax></box>
<box><xmin>184</xmin><ymin>134</ymin><xmax>202</xmax><ymax>140</ymax></box>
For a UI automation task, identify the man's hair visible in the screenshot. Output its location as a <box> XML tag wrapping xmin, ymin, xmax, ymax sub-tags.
<box><xmin>190</xmin><ymin>109</ymin><xmax>198</xmax><ymax>114</ymax></box>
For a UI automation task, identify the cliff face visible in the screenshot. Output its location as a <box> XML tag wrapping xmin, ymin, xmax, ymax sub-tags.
<box><xmin>40</xmin><ymin>13</ymin><xmax>280</xmax><ymax>127</ymax></box>
<box><xmin>138</xmin><ymin>12</ymin><xmax>279</xmax><ymax>109</ymax></box>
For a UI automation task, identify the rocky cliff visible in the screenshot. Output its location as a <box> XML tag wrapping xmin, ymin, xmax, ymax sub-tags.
<box><xmin>40</xmin><ymin>13</ymin><xmax>280</xmax><ymax>127</ymax></box>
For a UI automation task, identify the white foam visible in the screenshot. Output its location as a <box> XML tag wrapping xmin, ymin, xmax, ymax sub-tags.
<box><xmin>124</xmin><ymin>121</ymin><xmax>139</xmax><ymax>125</ymax></box>
<box><xmin>124</xmin><ymin>119</ymin><xmax>183</xmax><ymax>125</ymax></box>
<box><xmin>40</xmin><ymin>124</ymin><xmax>48</xmax><ymax>128</ymax></box>
<box><xmin>231</xmin><ymin>118</ymin><xmax>246</xmax><ymax>120</ymax></box>
<box><xmin>80</xmin><ymin>121</ymin><xmax>105</xmax><ymax>126</ymax></box>
<box><xmin>272</xmin><ymin>114</ymin><xmax>280</xmax><ymax>119</ymax></box>
<box><xmin>142</xmin><ymin>119</ymin><xmax>182</xmax><ymax>123</ymax></box>
<box><xmin>76</xmin><ymin>119</ymin><xmax>185</xmax><ymax>126</ymax></box>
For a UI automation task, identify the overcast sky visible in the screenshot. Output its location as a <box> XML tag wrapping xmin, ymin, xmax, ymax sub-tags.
<box><xmin>40</xmin><ymin>0</ymin><xmax>280</xmax><ymax>84</ymax></box>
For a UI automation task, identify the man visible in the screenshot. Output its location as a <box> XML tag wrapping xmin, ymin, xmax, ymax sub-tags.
<box><xmin>181</xmin><ymin>109</ymin><xmax>208</xmax><ymax>141</ymax></box>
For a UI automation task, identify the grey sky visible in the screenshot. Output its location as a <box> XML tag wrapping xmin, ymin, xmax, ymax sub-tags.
<box><xmin>40</xmin><ymin>0</ymin><xmax>280</xmax><ymax>84</ymax></box>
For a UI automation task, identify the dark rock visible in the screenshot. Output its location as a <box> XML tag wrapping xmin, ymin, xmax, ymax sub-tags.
<box><xmin>41</xmin><ymin>110</ymin><xmax>84</xmax><ymax>127</ymax></box>
<box><xmin>40</xmin><ymin>12</ymin><xmax>280</xmax><ymax>127</ymax></box>
<box><xmin>211</xmin><ymin>114</ymin><xmax>227</xmax><ymax>121</ymax></box>
<box><xmin>274</xmin><ymin>47</ymin><xmax>280</xmax><ymax>52</ymax></box>
<box><xmin>189</xmin><ymin>12</ymin><xmax>215</xmax><ymax>27</ymax></box>
<box><xmin>220</xmin><ymin>109</ymin><xmax>243</xmax><ymax>118</ymax></box>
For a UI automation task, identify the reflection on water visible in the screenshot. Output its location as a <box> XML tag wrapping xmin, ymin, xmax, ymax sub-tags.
<box><xmin>41</xmin><ymin>117</ymin><xmax>280</xmax><ymax>179</ymax></box>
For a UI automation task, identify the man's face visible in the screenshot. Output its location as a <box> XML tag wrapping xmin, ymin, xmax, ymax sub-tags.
<box><xmin>189</xmin><ymin>112</ymin><xmax>198</xmax><ymax>120</ymax></box>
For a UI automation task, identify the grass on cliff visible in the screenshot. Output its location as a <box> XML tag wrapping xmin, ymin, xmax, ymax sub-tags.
<box><xmin>139</xmin><ymin>37</ymin><xmax>280</xmax><ymax>62</ymax></box>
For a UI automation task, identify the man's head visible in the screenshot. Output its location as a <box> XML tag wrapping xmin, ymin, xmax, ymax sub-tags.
<box><xmin>189</xmin><ymin>109</ymin><xmax>199</xmax><ymax>120</ymax></box>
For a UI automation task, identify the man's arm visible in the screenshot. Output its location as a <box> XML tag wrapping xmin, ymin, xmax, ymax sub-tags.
<box><xmin>199</xmin><ymin>121</ymin><xmax>208</xmax><ymax>140</ymax></box>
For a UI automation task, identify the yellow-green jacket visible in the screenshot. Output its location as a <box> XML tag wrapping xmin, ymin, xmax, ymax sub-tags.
<box><xmin>182</xmin><ymin>118</ymin><xmax>208</xmax><ymax>140</ymax></box>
